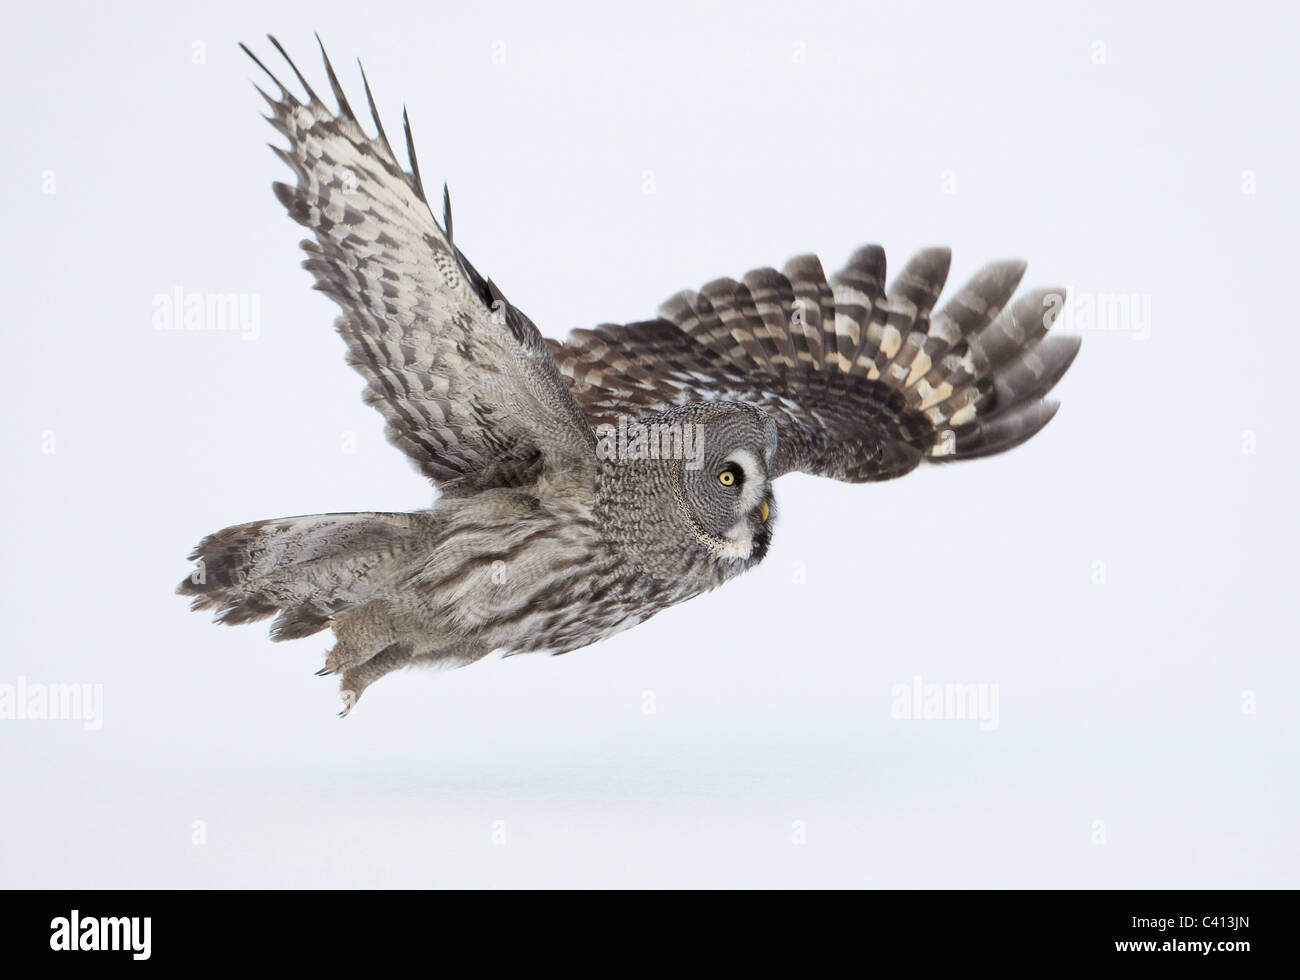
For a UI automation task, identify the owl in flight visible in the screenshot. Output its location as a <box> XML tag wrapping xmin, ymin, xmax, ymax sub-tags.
<box><xmin>180</xmin><ymin>38</ymin><xmax>1080</xmax><ymax>713</ymax></box>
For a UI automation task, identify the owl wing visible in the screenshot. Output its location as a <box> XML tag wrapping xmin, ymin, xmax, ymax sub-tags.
<box><xmin>246</xmin><ymin>38</ymin><xmax>595</xmax><ymax>492</ymax></box>
<box><xmin>547</xmin><ymin>247</ymin><xmax>1080</xmax><ymax>481</ymax></box>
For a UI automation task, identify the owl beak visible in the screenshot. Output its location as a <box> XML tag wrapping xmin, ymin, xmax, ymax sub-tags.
<box><xmin>758</xmin><ymin>498</ymin><xmax>770</xmax><ymax>523</ymax></box>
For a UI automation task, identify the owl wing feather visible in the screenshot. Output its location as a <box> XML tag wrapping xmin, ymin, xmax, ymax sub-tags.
<box><xmin>246</xmin><ymin>37</ymin><xmax>595</xmax><ymax>493</ymax></box>
<box><xmin>548</xmin><ymin>247</ymin><xmax>1080</xmax><ymax>481</ymax></box>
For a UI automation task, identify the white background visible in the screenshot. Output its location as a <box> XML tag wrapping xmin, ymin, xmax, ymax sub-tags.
<box><xmin>2</xmin><ymin>0</ymin><xmax>1296</xmax><ymax>887</ymax></box>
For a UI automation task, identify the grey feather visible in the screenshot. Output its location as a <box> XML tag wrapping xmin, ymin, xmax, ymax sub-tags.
<box><xmin>181</xmin><ymin>40</ymin><xmax>1081</xmax><ymax>713</ymax></box>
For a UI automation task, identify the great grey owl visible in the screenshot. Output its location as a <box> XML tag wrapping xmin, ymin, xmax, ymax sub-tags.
<box><xmin>179</xmin><ymin>38</ymin><xmax>1081</xmax><ymax>714</ymax></box>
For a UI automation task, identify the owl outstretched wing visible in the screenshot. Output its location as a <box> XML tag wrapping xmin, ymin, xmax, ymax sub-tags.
<box><xmin>547</xmin><ymin>247</ymin><xmax>1080</xmax><ymax>481</ymax></box>
<box><xmin>246</xmin><ymin>37</ymin><xmax>595</xmax><ymax>492</ymax></box>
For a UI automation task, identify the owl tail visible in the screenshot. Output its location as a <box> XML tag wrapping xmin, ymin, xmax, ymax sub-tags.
<box><xmin>179</xmin><ymin>511</ymin><xmax>487</xmax><ymax>712</ymax></box>
<box><xmin>177</xmin><ymin>511</ymin><xmax>421</xmax><ymax>642</ymax></box>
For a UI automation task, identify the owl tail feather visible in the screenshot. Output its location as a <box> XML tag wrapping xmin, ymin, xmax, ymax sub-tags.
<box><xmin>179</xmin><ymin>510</ymin><xmax>489</xmax><ymax>713</ymax></box>
<box><xmin>177</xmin><ymin>511</ymin><xmax>421</xmax><ymax>642</ymax></box>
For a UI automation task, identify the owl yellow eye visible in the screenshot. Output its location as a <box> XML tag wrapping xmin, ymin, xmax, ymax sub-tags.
<box><xmin>717</xmin><ymin>470</ymin><xmax>736</xmax><ymax>487</ymax></box>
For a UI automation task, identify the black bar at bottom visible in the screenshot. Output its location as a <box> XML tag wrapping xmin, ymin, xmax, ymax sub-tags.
<box><xmin>2</xmin><ymin>889</ymin><xmax>1278</xmax><ymax>967</ymax></box>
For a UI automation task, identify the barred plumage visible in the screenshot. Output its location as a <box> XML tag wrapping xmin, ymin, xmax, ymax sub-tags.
<box><xmin>548</xmin><ymin>246</ymin><xmax>1079</xmax><ymax>481</ymax></box>
<box><xmin>178</xmin><ymin>38</ymin><xmax>1080</xmax><ymax>713</ymax></box>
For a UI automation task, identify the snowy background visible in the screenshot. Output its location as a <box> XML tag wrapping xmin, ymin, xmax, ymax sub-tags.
<box><xmin>2</xmin><ymin>0</ymin><xmax>1296</xmax><ymax>887</ymax></box>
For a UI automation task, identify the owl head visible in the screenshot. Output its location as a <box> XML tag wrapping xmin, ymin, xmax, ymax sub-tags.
<box><xmin>667</xmin><ymin>401</ymin><xmax>779</xmax><ymax>564</ymax></box>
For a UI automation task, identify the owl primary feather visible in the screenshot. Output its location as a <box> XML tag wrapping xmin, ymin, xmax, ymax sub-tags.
<box><xmin>179</xmin><ymin>37</ymin><xmax>1081</xmax><ymax>714</ymax></box>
